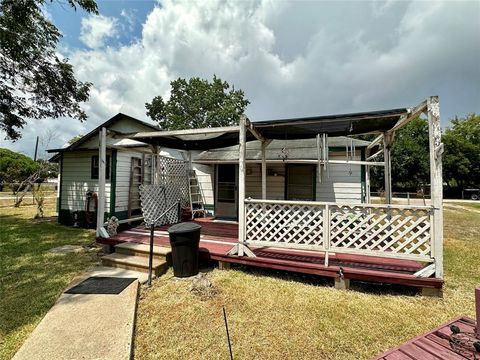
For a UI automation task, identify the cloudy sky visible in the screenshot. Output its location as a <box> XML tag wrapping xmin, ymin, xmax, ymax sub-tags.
<box><xmin>2</xmin><ymin>0</ymin><xmax>479</xmax><ymax>158</ymax></box>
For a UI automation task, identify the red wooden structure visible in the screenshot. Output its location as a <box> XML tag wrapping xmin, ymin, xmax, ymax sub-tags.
<box><xmin>374</xmin><ymin>288</ymin><xmax>480</xmax><ymax>359</ymax></box>
<box><xmin>98</xmin><ymin>217</ymin><xmax>443</xmax><ymax>291</ymax></box>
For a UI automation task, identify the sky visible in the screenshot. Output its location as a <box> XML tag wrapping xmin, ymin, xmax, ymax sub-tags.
<box><xmin>2</xmin><ymin>0</ymin><xmax>479</xmax><ymax>158</ymax></box>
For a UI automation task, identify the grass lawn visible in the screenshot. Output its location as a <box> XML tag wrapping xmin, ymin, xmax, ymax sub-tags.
<box><xmin>134</xmin><ymin>206</ymin><xmax>480</xmax><ymax>360</ymax></box>
<box><xmin>0</xmin><ymin>202</ymin><xmax>99</xmax><ymax>360</ymax></box>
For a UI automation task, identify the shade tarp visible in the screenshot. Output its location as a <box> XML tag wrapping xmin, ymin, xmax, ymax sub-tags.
<box><xmin>130</xmin><ymin>108</ymin><xmax>408</xmax><ymax>150</ymax></box>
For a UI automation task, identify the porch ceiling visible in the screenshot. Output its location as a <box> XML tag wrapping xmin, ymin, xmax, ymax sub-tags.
<box><xmin>129</xmin><ymin>107</ymin><xmax>409</xmax><ymax>150</ymax></box>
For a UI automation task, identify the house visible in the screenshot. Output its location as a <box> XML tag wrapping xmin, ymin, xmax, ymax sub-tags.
<box><xmin>51</xmin><ymin>96</ymin><xmax>445</xmax><ymax>295</ymax></box>
<box><xmin>49</xmin><ymin>115</ymin><xmax>371</xmax><ymax>224</ymax></box>
<box><xmin>47</xmin><ymin>113</ymin><xmax>176</xmax><ymax>227</ymax></box>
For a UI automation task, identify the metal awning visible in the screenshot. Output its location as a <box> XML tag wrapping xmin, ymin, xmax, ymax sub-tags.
<box><xmin>130</xmin><ymin>107</ymin><xmax>409</xmax><ymax>150</ymax></box>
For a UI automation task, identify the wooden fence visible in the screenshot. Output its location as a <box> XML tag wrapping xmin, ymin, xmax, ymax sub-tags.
<box><xmin>244</xmin><ymin>198</ymin><xmax>435</xmax><ymax>263</ymax></box>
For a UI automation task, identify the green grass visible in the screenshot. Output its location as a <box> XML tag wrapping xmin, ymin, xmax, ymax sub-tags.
<box><xmin>0</xmin><ymin>203</ymin><xmax>99</xmax><ymax>359</ymax></box>
<box><xmin>134</xmin><ymin>207</ymin><xmax>480</xmax><ymax>360</ymax></box>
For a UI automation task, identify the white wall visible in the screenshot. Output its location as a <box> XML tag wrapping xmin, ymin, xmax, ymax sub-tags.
<box><xmin>60</xmin><ymin>151</ymin><xmax>111</xmax><ymax>211</ymax></box>
<box><xmin>316</xmin><ymin>152</ymin><xmax>363</xmax><ymax>203</ymax></box>
<box><xmin>246</xmin><ymin>163</ymin><xmax>285</xmax><ymax>200</ymax></box>
<box><xmin>114</xmin><ymin>150</ymin><xmax>154</xmax><ymax>213</ymax></box>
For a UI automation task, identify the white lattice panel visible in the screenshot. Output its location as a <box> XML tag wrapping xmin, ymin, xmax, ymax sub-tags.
<box><xmin>245</xmin><ymin>202</ymin><xmax>325</xmax><ymax>249</ymax></box>
<box><xmin>156</xmin><ymin>156</ymin><xmax>189</xmax><ymax>208</ymax></box>
<box><xmin>329</xmin><ymin>205</ymin><xmax>432</xmax><ymax>259</ymax></box>
<box><xmin>139</xmin><ymin>184</ymin><xmax>179</xmax><ymax>225</ymax></box>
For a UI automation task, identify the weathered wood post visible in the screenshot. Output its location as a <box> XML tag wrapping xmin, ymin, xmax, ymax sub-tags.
<box><xmin>261</xmin><ymin>141</ymin><xmax>267</xmax><ymax>200</ymax></box>
<box><xmin>383</xmin><ymin>132</ymin><xmax>394</xmax><ymax>204</ymax></box>
<box><xmin>238</xmin><ymin>115</ymin><xmax>247</xmax><ymax>256</ymax></box>
<box><xmin>96</xmin><ymin>127</ymin><xmax>107</xmax><ymax>237</ymax></box>
<box><xmin>427</xmin><ymin>96</ymin><xmax>443</xmax><ymax>279</ymax></box>
<box><xmin>476</xmin><ymin>287</ymin><xmax>480</xmax><ymax>338</ymax></box>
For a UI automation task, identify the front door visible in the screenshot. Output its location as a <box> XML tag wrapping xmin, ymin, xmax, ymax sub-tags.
<box><xmin>215</xmin><ymin>164</ymin><xmax>237</xmax><ymax>219</ymax></box>
<box><xmin>286</xmin><ymin>164</ymin><xmax>315</xmax><ymax>201</ymax></box>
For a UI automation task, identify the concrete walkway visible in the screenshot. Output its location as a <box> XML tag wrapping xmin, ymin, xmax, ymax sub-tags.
<box><xmin>13</xmin><ymin>267</ymin><xmax>143</xmax><ymax>360</ymax></box>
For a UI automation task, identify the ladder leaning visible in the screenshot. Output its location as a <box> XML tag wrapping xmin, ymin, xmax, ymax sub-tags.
<box><xmin>188</xmin><ymin>170</ymin><xmax>206</xmax><ymax>219</ymax></box>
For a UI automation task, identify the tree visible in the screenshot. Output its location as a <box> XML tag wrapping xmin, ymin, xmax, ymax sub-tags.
<box><xmin>443</xmin><ymin>114</ymin><xmax>480</xmax><ymax>194</ymax></box>
<box><xmin>369</xmin><ymin>117</ymin><xmax>430</xmax><ymax>191</ymax></box>
<box><xmin>0</xmin><ymin>0</ymin><xmax>98</xmax><ymax>141</ymax></box>
<box><xmin>68</xmin><ymin>134</ymin><xmax>84</xmax><ymax>145</ymax></box>
<box><xmin>0</xmin><ymin>148</ymin><xmax>39</xmax><ymax>186</ymax></box>
<box><xmin>145</xmin><ymin>75</ymin><xmax>250</xmax><ymax>130</ymax></box>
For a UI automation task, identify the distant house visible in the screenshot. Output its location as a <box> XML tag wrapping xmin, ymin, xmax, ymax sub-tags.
<box><xmin>48</xmin><ymin>114</ymin><xmax>370</xmax><ymax>226</ymax></box>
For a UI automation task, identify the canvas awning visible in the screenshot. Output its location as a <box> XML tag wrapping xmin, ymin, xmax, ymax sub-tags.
<box><xmin>130</xmin><ymin>108</ymin><xmax>409</xmax><ymax>150</ymax></box>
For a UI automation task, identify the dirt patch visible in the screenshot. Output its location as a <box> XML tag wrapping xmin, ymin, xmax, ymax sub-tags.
<box><xmin>188</xmin><ymin>273</ymin><xmax>220</xmax><ymax>300</ymax></box>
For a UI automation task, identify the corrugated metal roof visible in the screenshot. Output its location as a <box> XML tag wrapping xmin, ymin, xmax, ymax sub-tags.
<box><xmin>193</xmin><ymin>137</ymin><xmax>370</xmax><ymax>162</ymax></box>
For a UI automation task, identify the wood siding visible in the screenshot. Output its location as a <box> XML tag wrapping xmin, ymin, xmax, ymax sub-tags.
<box><xmin>115</xmin><ymin>150</ymin><xmax>154</xmax><ymax>213</ymax></box>
<box><xmin>60</xmin><ymin>151</ymin><xmax>111</xmax><ymax>211</ymax></box>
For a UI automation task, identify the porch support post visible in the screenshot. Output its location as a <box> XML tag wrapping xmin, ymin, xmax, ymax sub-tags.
<box><xmin>365</xmin><ymin>165</ymin><xmax>371</xmax><ymax>204</ymax></box>
<box><xmin>150</xmin><ymin>145</ymin><xmax>159</xmax><ymax>185</ymax></box>
<box><xmin>383</xmin><ymin>132</ymin><xmax>394</xmax><ymax>204</ymax></box>
<box><xmin>96</xmin><ymin>127</ymin><xmax>107</xmax><ymax>237</ymax></box>
<box><xmin>238</xmin><ymin>115</ymin><xmax>247</xmax><ymax>256</ymax></box>
<box><xmin>427</xmin><ymin>96</ymin><xmax>444</xmax><ymax>278</ymax></box>
<box><xmin>261</xmin><ymin>140</ymin><xmax>272</xmax><ymax>199</ymax></box>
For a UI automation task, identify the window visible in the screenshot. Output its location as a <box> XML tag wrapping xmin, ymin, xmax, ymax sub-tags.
<box><xmin>286</xmin><ymin>164</ymin><xmax>315</xmax><ymax>201</ymax></box>
<box><xmin>91</xmin><ymin>155</ymin><xmax>110</xmax><ymax>180</ymax></box>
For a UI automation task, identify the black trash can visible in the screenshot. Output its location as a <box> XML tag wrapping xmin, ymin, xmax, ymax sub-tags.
<box><xmin>168</xmin><ymin>222</ymin><xmax>202</xmax><ymax>277</ymax></box>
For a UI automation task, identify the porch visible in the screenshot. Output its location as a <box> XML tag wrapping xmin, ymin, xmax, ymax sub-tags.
<box><xmin>98</xmin><ymin>216</ymin><xmax>443</xmax><ymax>292</ymax></box>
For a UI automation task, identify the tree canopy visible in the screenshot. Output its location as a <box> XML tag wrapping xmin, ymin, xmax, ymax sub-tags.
<box><xmin>0</xmin><ymin>148</ymin><xmax>39</xmax><ymax>184</ymax></box>
<box><xmin>443</xmin><ymin>114</ymin><xmax>480</xmax><ymax>192</ymax></box>
<box><xmin>0</xmin><ymin>0</ymin><xmax>98</xmax><ymax>141</ymax></box>
<box><xmin>145</xmin><ymin>75</ymin><xmax>250</xmax><ymax>130</ymax></box>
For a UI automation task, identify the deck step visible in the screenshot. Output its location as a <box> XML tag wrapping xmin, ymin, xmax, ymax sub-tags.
<box><xmin>115</xmin><ymin>242</ymin><xmax>171</xmax><ymax>259</ymax></box>
<box><xmin>101</xmin><ymin>253</ymin><xmax>168</xmax><ymax>275</ymax></box>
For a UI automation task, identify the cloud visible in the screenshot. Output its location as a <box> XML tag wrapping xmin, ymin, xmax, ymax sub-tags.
<box><xmin>79</xmin><ymin>14</ymin><xmax>119</xmax><ymax>48</ymax></box>
<box><xmin>2</xmin><ymin>0</ymin><xmax>479</xmax><ymax>157</ymax></box>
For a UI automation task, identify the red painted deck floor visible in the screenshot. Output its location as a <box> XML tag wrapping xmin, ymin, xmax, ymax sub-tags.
<box><xmin>100</xmin><ymin>217</ymin><xmax>443</xmax><ymax>290</ymax></box>
<box><xmin>374</xmin><ymin>316</ymin><xmax>479</xmax><ymax>359</ymax></box>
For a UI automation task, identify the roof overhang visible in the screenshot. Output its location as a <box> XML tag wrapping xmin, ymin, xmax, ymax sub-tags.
<box><xmin>127</xmin><ymin>103</ymin><xmax>426</xmax><ymax>150</ymax></box>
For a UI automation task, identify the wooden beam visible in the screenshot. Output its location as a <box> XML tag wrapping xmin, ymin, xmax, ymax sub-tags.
<box><xmin>193</xmin><ymin>159</ymin><xmax>385</xmax><ymax>166</ymax></box>
<box><xmin>366</xmin><ymin>149</ymin><xmax>383</xmax><ymax>161</ymax></box>
<box><xmin>238</xmin><ymin>115</ymin><xmax>247</xmax><ymax>256</ymax></box>
<box><xmin>96</xmin><ymin>127</ymin><xmax>107</xmax><ymax>237</ymax></box>
<box><xmin>261</xmin><ymin>139</ymin><xmax>272</xmax><ymax>199</ymax></box>
<box><xmin>367</xmin><ymin>134</ymin><xmax>383</xmax><ymax>150</ymax></box>
<box><xmin>383</xmin><ymin>132</ymin><xmax>394</xmax><ymax>204</ymax></box>
<box><xmin>131</xmin><ymin>126</ymin><xmax>240</xmax><ymax>139</ymax></box>
<box><xmin>389</xmin><ymin>99</ymin><xmax>428</xmax><ymax>133</ymax></box>
<box><xmin>476</xmin><ymin>288</ymin><xmax>480</xmax><ymax>337</ymax></box>
<box><xmin>427</xmin><ymin>96</ymin><xmax>443</xmax><ymax>279</ymax></box>
<box><xmin>247</xmin><ymin>120</ymin><xmax>266</xmax><ymax>142</ymax></box>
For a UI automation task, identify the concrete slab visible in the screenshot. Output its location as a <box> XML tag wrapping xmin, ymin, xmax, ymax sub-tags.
<box><xmin>86</xmin><ymin>265</ymin><xmax>150</xmax><ymax>284</ymax></box>
<box><xmin>48</xmin><ymin>245</ymin><xmax>84</xmax><ymax>253</ymax></box>
<box><xmin>13</xmin><ymin>273</ymin><xmax>139</xmax><ymax>360</ymax></box>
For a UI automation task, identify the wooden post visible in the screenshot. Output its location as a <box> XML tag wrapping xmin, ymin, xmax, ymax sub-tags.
<box><xmin>365</xmin><ymin>165</ymin><xmax>371</xmax><ymax>204</ymax></box>
<box><xmin>427</xmin><ymin>96</ymin><xmax>443</xmax><ymax>278</ymax></box>
<box><xmin>96</xmin><ymin>127</ymin><xmax>107</xmax><ymax>237</ymax></box>
<box><xmin>475</xmin><ymin>287</ymin><xmax>480</xmax><ymax>337</ymax></box>
<box><xmin>238</xmin><ymin>115</ymin><xmax>247</xmax><ymax>256</ymax></box>
<box><xmin>383</xmin><ymin>132</ymin><xmax>393</xmax><ymax>204</ymax></box>
<box><xmin>261</xmin><ymin>141</ymin><xmax>268</xmax><ymax>199</ymax></box>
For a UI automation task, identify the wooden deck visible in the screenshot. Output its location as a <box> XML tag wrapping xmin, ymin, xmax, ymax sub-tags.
<box><xmin>98</xmin><ymin>217</ymin><xmax>443</xmax><ymax>291</ymax></box>
<box><xmin>374</xmin><ymin>316</ymin><xmax>478</xmax><ymax>359</ymax></box>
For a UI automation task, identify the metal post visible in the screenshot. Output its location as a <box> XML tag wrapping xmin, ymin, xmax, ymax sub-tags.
<box><xmin>148</xmin><ymin>223</ymin><xmax>154</xmax><ymax>286</ymax></box>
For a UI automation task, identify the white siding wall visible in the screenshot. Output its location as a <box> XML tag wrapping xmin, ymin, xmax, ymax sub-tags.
<box><xmin>115</xmin><ymin>150</ymin><xmax>154</xmax><ymax>213</ymax></box>
<box><xmin>246</xmin><ymin>163</ymin><xmax>285</xmax><ymax>200</ymax></box>
<box><xmin>60</xmin><ymin>151</ymin><xmax>111</xmax><ymax>211</ymax></box>
<box><xmin>316</xmin><ymin>153</ymin><xmax>363</xmax><ymax>203</ymax></box>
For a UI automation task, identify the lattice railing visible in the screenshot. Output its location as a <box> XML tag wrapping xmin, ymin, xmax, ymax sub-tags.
<box><xmin>245</xmin><ymin>200</ymin><xmax>325</xmax><ymax>250</ymax></box>
<box><xmin>244</xmin><ymin>199</ymin><xmax>434</xmax><ymax>262</ymax></box>
<box><xmin>156</xmin><ymin>155</ymin><xmax>189</xmax><ymax>208</ymax></box>
<box><xmin>329</xmin><ymin>205</ymin><xmax>433</xmax><ymax>261</ymax></box>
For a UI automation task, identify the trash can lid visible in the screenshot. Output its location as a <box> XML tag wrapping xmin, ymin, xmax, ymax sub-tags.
<box><xmin>168</xmin><ymin>222</ymin><xmax>202</xmax><ymax>234</ymax></box>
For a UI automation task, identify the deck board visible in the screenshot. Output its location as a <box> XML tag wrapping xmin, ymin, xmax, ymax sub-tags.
<box><xmin>375</xmin><ymin>316</ymin><xmax>478</xmax><ymax>360</ymax></box>
<box><xmin>99</xmin><ymin>218</ymin><xmax>444</xmax><ymax>289</ymax></box>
